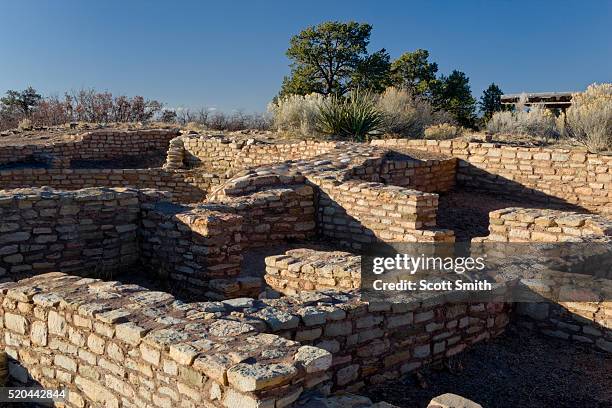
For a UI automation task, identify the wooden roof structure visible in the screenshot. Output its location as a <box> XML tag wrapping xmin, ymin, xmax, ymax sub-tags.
<box><xmin>501</xmin><ymin>92</ymin><xmax>573</xmax><ymax>109</ymax></box>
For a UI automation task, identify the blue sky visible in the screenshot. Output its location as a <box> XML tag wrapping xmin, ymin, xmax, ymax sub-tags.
<box><xmin>1</xmin><ymin>0</ymin><xmax>610</xmax><ymax>113</ymax></box>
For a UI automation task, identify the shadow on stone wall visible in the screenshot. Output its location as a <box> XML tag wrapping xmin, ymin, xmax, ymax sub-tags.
<box><xmin>458</xmin><ymin>162</ymin><xmax>598</xmax><ymax>212</ymax></box>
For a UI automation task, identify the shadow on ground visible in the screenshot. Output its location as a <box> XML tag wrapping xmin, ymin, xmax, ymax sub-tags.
<box><xmin>364</xmin><ymin>324</ymin><xmax>612</xmax><ymax>408</ymax></box>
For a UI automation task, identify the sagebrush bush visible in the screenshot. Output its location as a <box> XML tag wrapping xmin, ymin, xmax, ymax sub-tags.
<box><xmin>376</xmin><ymin>87</ymin><xmax>453</xmax><ymax>138</ymax></box>
<box><xmin>268</xmin><ymin>93</ymin><xmax>324</xmax><ymax>136</ymax></box>
<box><xmin>17</xmin><ymin>118</ymin><xmax>32</xmax><ymax>131</ymax></box>
<box><xmin>424</xmin><ymin>123</ymin><xmax>463</xmax><ymax>140</ymax></box>
<box><xmin>565</xmin><ymin>83</ymin><xmax>612</xmax><ymax>152</ymax></box>
<box><xmin>316</xmin><ymin>90</ymin><xmax>383</xmax><ymax>141</ymax></box>
<box><xmin>486</xmin><ymin>105</ymin><xmax>559</xmax><ymax>139</ymax></box>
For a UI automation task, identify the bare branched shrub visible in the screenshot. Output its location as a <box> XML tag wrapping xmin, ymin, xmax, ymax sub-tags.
<box><xmin>0</xmin><ymin>87</ymin><xmax>165</xmax><ymax>131</ymax></box>
<box><xmin>565</xmin><ymin>83</ymin><xmax>612</xmax><ymax>152</ymax></box>
<box><xmin>376</xmin><ymin>87</ymin><xmax>453</xmax><ymax>138</ymax></box>
<box><xmin>486</xmin><ymin>105</ymin><xmax>559</xmax><ymax>139</ymax></box>
<box><xmin>30</xmin><ymin>96</ymin><xmax>71</xmax><ymax>126</ymax></box>
<box><xmin>424</xmin><ymin>123</ymin><xmax>463</xmax><ymax>140</ymax></box>
<box><xmin>67</xmin><ymin>89</ymin><xmax>163</xmax><ymax>123</ymax></box>
<box><xmin>268</xmin><ymin>93</ymin><xmax>325</xmax><ymax>136</ymax></box>
<box><xmin>175</xmin><ymin>108</ymin><xmax>271</xmax><ymax>131</ymax></box>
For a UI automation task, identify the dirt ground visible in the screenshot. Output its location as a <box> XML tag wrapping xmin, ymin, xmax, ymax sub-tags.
<box><xmin>436</xmin><ymin>189</ymin><xmax>586</xmax><ymax>242</ymax></box>
<box><xmin>364</xmin><ymin>324</ymin><xmax>612</xmax><ymax>408</ymax></box>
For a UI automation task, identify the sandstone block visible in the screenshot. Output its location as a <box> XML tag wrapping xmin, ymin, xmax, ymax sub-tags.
<box><xmin>227</xmin><ymin>362</ymin><xmax>297</xmax><ymax>392</ymax></box>
<box><xmin>294</xmin><ymin>346</ymin><xmax>332</xmax><ymax>373</ymax></box>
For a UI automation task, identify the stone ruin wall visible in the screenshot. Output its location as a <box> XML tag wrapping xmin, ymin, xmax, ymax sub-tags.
<box><xmin>314</xmin><ymin>179</ymin><xmax>454</xmax><ymax>250</ymax></box>
<box><xmin>475</xmin><ymin>207</ymin><xmax>612</xmax><ymax>352</ymax></box>
<box><xmin>207</xmin><ymin>142</ymin><xmax>459</xmax><ymax>251</ymax></box>
<box><xmin>0</xmin><ymin>129</ymin><xmax>179</xmax><ymax>168</ymax></box>
<box><xmin>264</xmin><ymin>249</ymin><xmax>361</xmax><ymax>295</ymax></box>
<box><xmin>164</xmin><ymin>136</ymin><xmax>340</xmax><ymax>171</ymax></box>
<box><xmin>0</xmin><ymin>273</ymin><xmax>327</xmax><ymax>408</ymax></box>
<box><xmin>0</xmin><ymin>272</ymin><xmax>511</xmax><ymax>408</ymax></box>
<box><xmin>0</xmin><ymin>184</ymin><xmax>316</xmax><ymax>299</ymax></box>
<box><xmin>0</xmin><ymin>132</ymin><xmax>611</xmax><ymax>406</ymax></box>
<box><xmin>353</xmin><ymin>155</ymin><xmax>457</xmax><ymax>194</ymax></box>
<box><xmin>0</xmin><ymin>187</ymin><xmax>153</xmax><ymax>281</ymax></box>
<box><xmin>477</xmin><ymin>207</ymin><xmax>612</xmax><ymax>243</ymax></box>
<box><xmin>0</xmin><ymin>129</ymin><xmax>230</xmax><ymax>204</ymax></box>
<box><xmin>0</xmin><ymin>167</ymin><xmax>224</xmax><ymax>204</ymax></box>
<box><xmin>372</xmin><ymin>139</ymin><xmax>612</xmax><ymax>215</ymax></box>
<box><xmin>140</xmin><ymin>184</ymin><xmax>316</xmax><ymax>299</ymax></box>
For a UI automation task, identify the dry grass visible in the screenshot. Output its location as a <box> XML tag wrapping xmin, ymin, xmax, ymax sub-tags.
<box><xmin>376</xmin><ymin>87</ymin><xmax>453</xmax><ymax>138</ymax></box>
<box><xmin>564</xmin><ymin>83</ymin><xmax>612</xmax><ymax>152</ymax></box>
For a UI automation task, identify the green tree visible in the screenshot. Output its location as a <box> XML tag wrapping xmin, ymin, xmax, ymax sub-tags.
<box><xmin>280</xmin><ymin>65</ymin><xmax>325</xmax><ymax>96</ymax></box>
<box><xmin>350</xmin><ymin>49</ymin><xmax>392</xmax><ymax>93</ymax></box>
<box><xmin>280</xmin><ymin>21</ymin><xmax>391</xmax><ymax>96</ymax></box>
<box><xmin>479</xmin><ymin>83</ymin><xmax>505</xmax><ymax>121</ymax></box>
<box><xmin>391</xmin><ymin>49</ymin><xmax>439</xmax><ymax>96</ymax></box>
<box><xmin>432</xmin><ymin>70</ymin><xmax>477</xmax><ymax>128</ymax></box>
<box><xmin>0</xmin><ymin>86</ymin><xmax>42</xmax><ymax>116</ymax></box>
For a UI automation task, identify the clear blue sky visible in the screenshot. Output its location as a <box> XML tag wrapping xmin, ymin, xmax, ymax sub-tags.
<box><xmin>1</xmin><ymin>0</ymin><xmax>610</xmax><ymax>113</ymax></box>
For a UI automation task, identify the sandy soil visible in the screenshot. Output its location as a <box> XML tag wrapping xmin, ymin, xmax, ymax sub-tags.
<box><xmin>436</xmin><ymin>189</ymin><xmax>586</xmax><ymax>242</ymax></box>
<box><xmin>365</xmin><ymin>324</ymin><xmax>612</xmax><ymax>408</ymax></box>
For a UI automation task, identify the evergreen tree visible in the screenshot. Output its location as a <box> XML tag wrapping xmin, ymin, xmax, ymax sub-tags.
<box><xmin>280</xmin><ymin>21</ymin><xmax>391</xmax><ymax>96</ymax></box>
<box><xmin>432</xmin><ymin>71</ymin><xmax>477</xmax><ymax>128</ymax></box>
<box><xmin>479</xmin><ymin>83</ymin><xmax>505</xmax><ymax>121</ymax></box>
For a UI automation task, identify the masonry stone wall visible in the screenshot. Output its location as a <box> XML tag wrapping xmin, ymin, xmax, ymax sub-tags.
<box><xmin>0</xmin><ymin>271</ymin><xmax>511</xmax><ymax>407</ymax></box>
<box><xmin>475</xmin><ymin>207</ymin><xmax>612</xmax><ymax>243</ymax></box>
<box><xmin>0</xmin><ymin>273</ymin><xmax>336</xmax><ymax>408</ymax></box>
<box><xmin>372</xmin><ymin>139</ymin><xmax>612</xmax><ymax>215</ymax></box>
<box><xmin>210</xmin><ymin>143</ymin><xmax>456</xmax><ymax>251</ymax></box>
<box><xmin>0</xmin><ymin>129</ymin><xmax>179</xmax><ymax>168</ymax></box>
<box><xmin>0</xmin><ymin>167</ymin><xmax>224</xmax><ymax>203</ymax></box>
<box><xmin>314</xmin><ymin>179</ymin><xmax>454</xmax><ymax>250</ymax></box>
<box><xmin>165</xmin><ymin>136</ymin><xmax>339</xmax><ymax>172</ymax></box>
<box><xmin>0</xmin><ymin>187</ymin><xmax>155</xmax><ymax>281</ymax></box>
<box><xmin>475</xmin><ymin>207</ymin><xmax>612</xmax><ymax>352</ymax></box>
<box><xmin>262</xmin><ymin>248</ymin><xmax>512</xmax><ymax>391</ymax></box>
<box><xmin>264</xmin><ymin>249</ymin><xmax>361</xmax><ymax>295</ymax></box>
<box><xmin>140</xmin><ymin>185</ymin><xmax>315</xmax><ymax>298</ymax></box>
<box><xmin>352</xmin><ymin>155</ymin><xmax>457</xmax><ymax>193</ymax></box>
<box><xmin>211</xmin><ymin>185</ymin><xmax>317</xmax><ymax>247</ymax></box>
<box><xmin>0</xmin><ymin>184</ymin><xmax>316</xmax><ymax>297</ymax></box>
<box><xmin>279</xmin><ymin>295</ymin><xmax>511</xmax><ymax>392</ymax></box>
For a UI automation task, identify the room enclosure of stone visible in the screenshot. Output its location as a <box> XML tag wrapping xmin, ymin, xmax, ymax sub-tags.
<box><xmin>0</xmin><ymin>128</ymin><xmax>610</xmax><ymax>408</ymax></box>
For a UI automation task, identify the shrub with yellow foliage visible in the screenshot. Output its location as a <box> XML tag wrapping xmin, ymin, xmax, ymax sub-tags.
<box><xmin>565</xmin><ymin>83</ymin><xmax>612</xmax><ymax>152</ymax></box>
<box><xmin>424</xmin><ymin>123</ymin><xmax>463</xmax><ymax>140</ymax></box>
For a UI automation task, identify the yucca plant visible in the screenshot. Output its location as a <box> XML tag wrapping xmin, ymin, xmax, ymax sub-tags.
<box><xmin>316</xmin><ymin>89</ymin><xmax>383</xmax><ymax>141</ymax></box>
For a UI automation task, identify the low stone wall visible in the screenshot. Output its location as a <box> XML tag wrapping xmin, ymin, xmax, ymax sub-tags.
<box><xmin>0</xmin><ymin>272</ymin><xmax>510</xmax><ymax>407</ymax></box>
<box><xmin>265</xmin><ymin>249</ymin><xmax>361</xmax><ymax>295</ymax></box>
<box><xmin>212</xmin><ymin>185</ymin><xmax>316</xmax><ymax>247</ymax></box>
<box><xmin>475</xmin><ymin>207</ymin><xmax>612</xmax><ymax>352</ymax></box>
<box><xmin>476</xmin><ymin>207</ymin><xmax>612</xmax><ymax>242</ymax></box>
<box><xmin>0</xmin><ymin>129</ymin><xmax>179</xmax><ymax>168</ymax></box>
<box><xmin>0</xmin><ymin>273</ymin><xmax>333</xmax><ymax>408</ymax></box>
<box><xmin>315</xmin><ymin>180</ymin><xmax>454</xmax><ymax>249</ymax></box>
<box><xmin>372</xmin><ymin>139</ymin><xmax>612</xmax><ymax>215</ymax></box>
<box><xmin>0</xmin><ymin>184</ymin><xmax>315</xmax><ymax>297</ymax></box>
<box><xmin>140</xmin><ymin>185</ymin><xmax>316</xmax><ymax>298</ymax></box>
<box><xmin>284</xmin><ymin>295</ymin><xmax>511</xmax><ymax>392</ymax></box>
<box><xmin>516</xmin><ymin>299</ymin><xmax>611</xmax><ymax>352</ymax></box>
<box><xmin>211</xmin><ymin>145</ymin><xmax>455</xmax><ymax>250</ymax></box>
<box><xmin>140</xmin><ymin>204</ymin><xmax>245</xmax><ymax>298</ymax></box>
<box><xmin>165</xmin><ymin>135</ymin><xmax>339</xmax><ymax>171</ymax></box>
<box><xmin>0</xmin><ymin>187</ymin><xmax>150</xmax><ymax>280</ymax></box>
<box><xmin>0</xmin><ymin>167</ymin><xmax>225</xmax><ymax>203</ymax></box>
<box><xmin>355</xmin><ymin>155</ymin><xmax>457</xmax><ymax>193</ymax></box>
